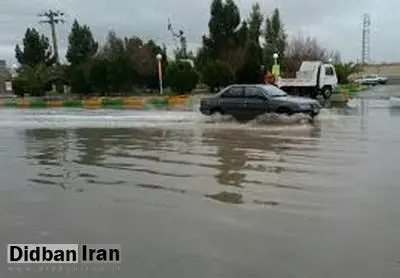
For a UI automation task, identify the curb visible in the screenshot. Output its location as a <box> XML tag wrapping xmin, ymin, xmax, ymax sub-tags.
<box><xmin>0</xmin><ymin>96</ymin><xmax>192</xmax><ymax>109</ymax></box>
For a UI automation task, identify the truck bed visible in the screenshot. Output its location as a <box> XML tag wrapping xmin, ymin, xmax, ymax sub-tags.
<box><xmin>277</xmin><ymin>78</ymin><xmax>316</xmax><ymax>88</ymax></box>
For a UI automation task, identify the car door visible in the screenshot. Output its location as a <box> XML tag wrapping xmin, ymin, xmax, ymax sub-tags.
<box><xmin>244</xmin><ymin>86</ymin><xmax>269</xmax><ymax>118</ymax></box>
<box><xmin>218</xmin><ymin>86</ymin><xmax>245</xmax><ymax>116</ymax></box>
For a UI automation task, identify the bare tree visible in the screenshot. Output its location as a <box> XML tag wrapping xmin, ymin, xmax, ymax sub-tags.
<box><xmin>283</xmin><ymin>34</ymin><xmax>340</xmax><ymax>76</ymax></box>
<box><xmin>330</xmin><ymin>50</ymin><xmax>341</xmax><ymax>64</ymax></box>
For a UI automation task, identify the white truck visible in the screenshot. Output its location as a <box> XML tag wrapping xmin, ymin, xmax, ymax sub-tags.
<box><xmin>276</xmin><ymin>61</ymin><xmax>338</xmax><ymax>99</ymax></box>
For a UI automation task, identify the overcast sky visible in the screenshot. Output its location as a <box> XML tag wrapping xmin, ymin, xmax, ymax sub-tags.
<box><xmin>0</xmin><ymin>0</ymin><xmax>397</xmax><ymax>66</ymax></box>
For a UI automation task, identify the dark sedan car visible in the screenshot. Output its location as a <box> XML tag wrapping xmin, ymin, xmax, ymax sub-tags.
<box><xmin>200</xmin><ymin>84</ymin><xmax>321</xmax><ymax>121</ymax></box>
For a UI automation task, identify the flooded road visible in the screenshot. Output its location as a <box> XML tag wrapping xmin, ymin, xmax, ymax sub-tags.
<box><xmin>1</xmin><ymin>95</ymin><xmax>400</xmax><ymax>277</ymax></box>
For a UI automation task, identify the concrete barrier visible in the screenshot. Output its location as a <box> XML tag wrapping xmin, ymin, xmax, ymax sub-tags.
<box><xmin>83</xmin><ymin>98</ymin><xmax>103</xmax><ymax>108</ymax></box>
<box><xmin>0</xmin><ymin>91</ymin><xmax>356</xmax><ymax>109</ymax></box>
<box><xmin>122</xmin><ymin>97</ymin><xmax>144</xmax><ymax>109</ymax></box>
<box><xmin>47</xmin><ymin>100</ymin><xmax>64</xmax><ymax>107</ymax></box>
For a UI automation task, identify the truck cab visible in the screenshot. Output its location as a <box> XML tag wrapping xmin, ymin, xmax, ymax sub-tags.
<box><xmin>276</xmin><ymin>61</ymin><xmax>338</xmax><ymax>99</ymax></box>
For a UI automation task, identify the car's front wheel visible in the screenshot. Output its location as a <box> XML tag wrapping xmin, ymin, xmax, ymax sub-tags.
<box><xmin>210</xmin><ymin>107</ymin><xmax>224</xmax><ymax>115</ymax></box>
<box><xmin>310</xmin><ymin>111</ymin><xmax>318</xmax><ymax>118</ymax></box>
<box><xmin>276</xmin><ymin>107</ymin><xmax>293</xmax><ymax>116</ymax></box>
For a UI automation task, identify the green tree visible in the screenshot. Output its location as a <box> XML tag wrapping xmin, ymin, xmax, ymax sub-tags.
<box><xmin>66</xmin><ymin>20</ymin><xmax>98</xmax><ymax>66</ymax></box>
<box><xmin>208</xmin><ymin>0</ymin><xmax>241</xmax><ymax>52</ymax></box>
<box><xmin>264</xmin><ymin>8</ymin><xmax>287</xmax><ymax>69</ymax></box>
<box><xmin>68</xmin><ymin>64</ymin><xmax>91</xmax><ymax>95</ymax></box>
<box><xmin>236</xmin><ymin>40</ymin><xmax>262</xmax><ymax>83</ymax></box>
<box><xmin>141</xmin><ymin>40</ymin><xmax>167</xmax><ymax>89</ymax></box>
<box><xmin>99</xmin><ymin>31</ymin><xmax>132</xmax><ymax>93</ymax></box>
<box><xmin>236</xmin><ymin>3</ymin><xmax>264</xmax><ymax>83</ymax></box>
<box><xmin>197</xmin><ymin>0</ymin><xmax>244</xmax><ymax>72</ymax></box>
<box><xmin>100</xmin><ymin>31</ymin><xmax>125</xmax><ymax>59</ymax></box>
<box><xmin>15</xmin><ymin>28</ymin><xmax>55</xmax><ymax>67</ymax></box>
<box><xmin>12</xmin><ymin>64</ymin><xmax>53</xmax><ymax>96</ymax></box>
<box><xmin>334</xmin><ymin>62</ymin><xmax>362</xmax><ymax>84</ymax></box>
<box><xmin>88</xmin><ymin>58</ymin><xmax>109</xmax><ymax>93</ymax></box>
<box><xmin>98</xmin><ymin>32</ymin><xmax>167</xmax><ymax>92</ymax></box>
<box><xmin>248</xmin><ymin>3</ymin><xmax>263</xmax><ymax>42</ymax></box>
<box><xmin>202</xmin><ymin>60</ymin><xmax>235</xmax><ymax>92</ymax></box>
<box><xmin>166</xmin><ymin>61</ymin><xmax>199</xmax><ymax>94</ymax></box>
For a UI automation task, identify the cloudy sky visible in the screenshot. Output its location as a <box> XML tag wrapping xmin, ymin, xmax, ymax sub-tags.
<box><xmin>0</xmin><ymin>0</ymin><xmax>397</xmax><ymax>66</ymax></box>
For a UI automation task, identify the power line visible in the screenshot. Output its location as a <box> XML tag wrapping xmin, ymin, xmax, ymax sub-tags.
<box><xmin>38</xmin><ymin>9</ymin><xmax>65</xmax><ymax>64</ymax></box>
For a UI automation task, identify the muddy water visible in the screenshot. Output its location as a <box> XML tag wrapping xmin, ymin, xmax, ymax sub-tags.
<box><xmin>1</xmin><ymin>104</ymin><xmax>400</xmax><ymax>277</ymax></box>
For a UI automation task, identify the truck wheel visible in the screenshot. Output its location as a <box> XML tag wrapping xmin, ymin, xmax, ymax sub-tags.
<box><xmin>322</xmin><ymin>87</ymin><xmax>332</xmax><ymax>99</ymax></box>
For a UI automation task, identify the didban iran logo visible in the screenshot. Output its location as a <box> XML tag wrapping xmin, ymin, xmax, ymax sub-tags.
<box><xmin>7</xmin><ymin>244</ymin><xmax>121</xmax><ymax>264</ymax></box>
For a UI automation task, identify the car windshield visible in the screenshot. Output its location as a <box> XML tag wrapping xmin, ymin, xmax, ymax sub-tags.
<box><xmin>259</xmin><ymin>85</ymin><xmax>287</xmax><ymax>97</ymax></box>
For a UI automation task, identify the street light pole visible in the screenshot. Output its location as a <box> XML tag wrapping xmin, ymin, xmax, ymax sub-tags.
<box><xmin>271</xmin><ymin>53</ymin><xmax>280</xmax><ymax>81</ymax></box>
<box><xmin>156</xmin><ymin>54</ymin><xmax>163</xmax><ymax>96</ymax></box>
<box><xmin>273</xmin><ymin>53</ymin><xmax>278</xmax><ymax>66</ymax></box>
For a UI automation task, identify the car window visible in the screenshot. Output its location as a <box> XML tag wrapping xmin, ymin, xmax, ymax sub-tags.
<box><xmin>221</xmin><ymin>86</ymin><xmax>244</xmax><ymax>98</ymax></box>
<box><xmin>325</xmin><ymin>66</ymin><xmax>334</xmax><ymax>76</ymax></box>
<box><xmin>244</xmin><ymin>87</ymin><xmax>264</xmax><ymax>98</ymax></box>
<box><xmin>259</xmin><ymin>85</ymin><xmax>287</xmax><ymax>97</ymax></box>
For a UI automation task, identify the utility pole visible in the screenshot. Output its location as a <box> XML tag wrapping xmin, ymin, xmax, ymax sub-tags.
<box><xmin>39</xmin><ymin>10</ymin><xmax>65</xmax><ymax>64</ymax></box>
<box><xmin>361</xmin><ymin>13</ymin><xmax>371</xmax><ymax>64</ymax></box>
<box><xmin>167</xmin><ymin>18</ymin><xmax>187</xmax><ymax>59</ymax></box>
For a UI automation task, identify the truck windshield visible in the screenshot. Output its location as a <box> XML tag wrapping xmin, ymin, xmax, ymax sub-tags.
<box><xmin>259</xmin><ymin>85</ymin><xmax>287</xmax><ymax>97</ymax></box>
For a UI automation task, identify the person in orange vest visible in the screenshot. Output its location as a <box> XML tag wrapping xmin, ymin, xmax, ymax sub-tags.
<box><xmin>264</xmin><ymin>71</ymin><xmax>276</xmax><ymax>85</ymax></box>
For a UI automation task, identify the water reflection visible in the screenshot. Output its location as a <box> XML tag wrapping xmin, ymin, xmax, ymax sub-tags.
<box><xmin>201</xmin><ymin>126</ymin><xmax>321</xmax><ymax>204</ymax></box>
<box><xmin>24</xmin><ymin>129</ymin><xmax>72</xmax><ymax>189</ymax></box>
<box><xmin>205</xmin><ymin>191</ymin><xmax>244</xmax><ymax>204</ymax></box>
<box><xmin>201</xmin><ymin>127</ymin><xmax>321</xmax><ymax>188</ymax></box>
<box><xmin>22</xmin><ymin>124</ymin><xmax>322</xmax><ymax>206</ymax></box>
<box><xmin>24</xmin><ymin>129</ymin><xmax>68</xmax><ymax>166</ymax></box>
<box><xmin>23</xmin><ymin>127</ymin><xmax>198</xmax><ymax>191</ymax></box>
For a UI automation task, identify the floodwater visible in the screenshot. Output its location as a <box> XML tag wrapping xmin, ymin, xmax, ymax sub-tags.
<box><xmin>1</xmin><ymin>91</ymin><xmax>400</xmax><ymax>277</ymax></box>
